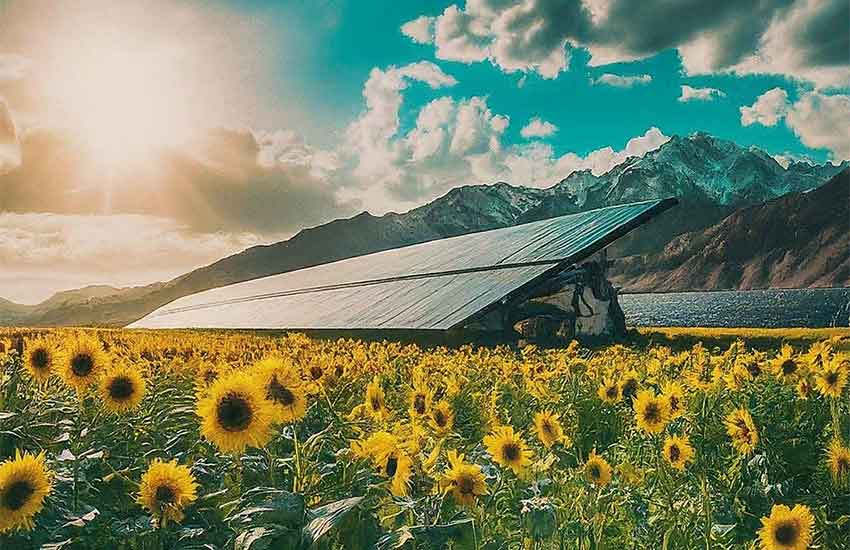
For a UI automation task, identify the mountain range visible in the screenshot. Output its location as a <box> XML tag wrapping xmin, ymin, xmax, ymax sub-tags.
<box><xmin>1</xmin><ymin>132</ymin><xmax>847</xmax><ymax>327</ymax></box>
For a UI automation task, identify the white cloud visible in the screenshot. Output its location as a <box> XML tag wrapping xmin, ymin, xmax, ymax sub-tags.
<box><xmin>593</xmin><ymin>73</ymin><xmax>652</xmax><ymax>88</ymax></box>
<box><xmin>403</xmin><ymin>0</ymin><xmax>849</xmax><ymax>87</ymax></box>
<box><xmin>345</xmin><ymin>61</ymin><xmax>457</xmax><ymax>184</ymax></box>
<box><xmin>679</xmin><ymin>85</ymin><xmax>726</xmax><ymax>102</ymax></box>
<box><xmin>740</xmin><ymin>88</ymin><xmax>789</xmax><ymax>127</ymax></box>
<box><xmin>740</xmin><ymin>88</ymin><xmax>850</xmax><ymax>160</ymax></box>
<box><xmin>254</xmin><ymin>129</ymin><xmax>339</xmax><ymax>180</ymax></box>
<box><xmin>520</xmin><ymin>117</ymin><xmax>558</xmax><ymax>139</ymax></box>
<box><xmin>401</xmin><ymin>16</ymin><xmax>435</xmax><ymax>44</ymax></box>
<box><xmin>433</xmin><ymin>4</ymin><xmax>491</xmax><ymax>63</ymax></box>
<box><xmin>785</xmin><ymin>92</ymin><xmax>850</xmax><ymax>160</ymax></box>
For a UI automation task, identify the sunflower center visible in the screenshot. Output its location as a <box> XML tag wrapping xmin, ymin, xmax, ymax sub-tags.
<box><xmin>837</xmin><ymin>457</ymin><xmax>849</xmax><ymax>473</ymax></box>
<box><xmin>413</xmin><ymin>394</ymin><xmax>426</xmax><ymax>415</ymax></box>
<box><xmin>71</xmin><ymin>353</ymin><xmax>94</xmax><ymax>377</ymax></box>
<box><xmin>370</xmin><ymin>396</ymin><xmax>382</xmax><ymax>411</ymax></box>
<box><xmin>2</xmin><ymin>480</ymin><xmax>34</xmax><ymax>511</ymax></box>
<box><xmin>541</xmin><ymin>420</ymin><xmax>553</xmax><ymax>435</ymax></box>
<box><xmin>334</xmin><ymin>365</ymin><xmax>345</xmax><ymax>378</ymax></box>
<box><xmin>781</xmin><ymin>359</ymin><xmax>797</xmax><ymax>376</ymax></box>
<box><xmin>434</xmin><ymin>410</ymin><xmax>447</xmax><ymax>427</ymax></box>
<box><xmin>108</xmin><ymin>376</ymin><xmax>135</xmax><ymax>401</ymax></box>
<box><xmin>31</xmin><ymin>348</ymin><xmax>50</xmax><ymax>370</ymax></box>
<box><xmin>826</xmin><ymin>372</ymin><xmax>838</xmax><ymax>385</ymax></box>
<box><xmin>309</xmin><ymin>365</ymin><xmax>323</xmax><ymax>381</ymax></box>
<box><xmin>457</xmin><ymin>474</ymin><xmax>475</xmax><ymax>495</ymax></box>
<box><xmin>589</xmin><ymin>464</ymin><xmax>601</xmax><ymax>479</ymax></box>
<box><xmin>268</xmin><ymin>377</ymin><xmax>295</xmax><ymax>406</ymax></box>
<box><xmin>774</xmin><ymin>522</ymin><xmax>798</xmax><ymax>545</ymax></box>
<box><xmin>669</xmin><ymin>445</ymin><xmax>680</xmax><ymax>462</ymax></box>
<box><xmin>622</xmin><ymin>379</ymin><xmax>637</xmax><ymax>401</ymax></box>
<box><xmin>643</xmin><ymin>403</ymin><xmax>661</xmax><ymax>423</ymax></box>
<box><xmin>385</xmin><ymin>455</ymin><xmax>398</xmax><ymax>477</ymax></box>
<box><xmin>669</xmin><ymin>395</ymin><xmax>680</xmax><ymax>411</ymax></box>
<box><xmin>155</xmin><ymin>484</ymin><xmax>176</xmax><ymax>505</ymax></box>
<box><xmin>606</xmin><ymin>386</ymin><xmax>617</xmax><ymax>399</ymax></box>
<box><xmin>217</xmin><ymin>393</ymin><xmax>253</xmax><ymax>432</ymax></box>
<box><xmin>502</xmin><ymin>443</ymin><xmax>520</xmax><ymax>462</ymax></box>
<box><xmin>746</xmin><ymin>363</ymin><xmax>761</xmax><ymax>377</ymax></box>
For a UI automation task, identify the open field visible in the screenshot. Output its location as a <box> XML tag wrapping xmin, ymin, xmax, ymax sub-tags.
<box><xmin>0</xmin><ymin>328</ymin><xmax>848</xmax><ymax>549</ymax></box>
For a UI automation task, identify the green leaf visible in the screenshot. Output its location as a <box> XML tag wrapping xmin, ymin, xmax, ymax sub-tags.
<box><xmin>300</xmin><ymin>496</ymin><xmax>364</xmax><ymax>548</ymax></box>
<box><xmin>234</xmin><ymin>527</ymin><xmax>275</xmax><ymax>550</ymax></box>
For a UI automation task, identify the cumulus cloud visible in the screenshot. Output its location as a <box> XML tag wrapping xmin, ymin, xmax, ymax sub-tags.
<box><xmin>0</xmin><ymin>213</ymin><xmax>263</xmax><ymax>303</ymax></box>
<box><xmin>679</xmin><ymin>85</ymin><xmax>726</xmax><ymax>102</ymax></box>
<box><xmin>401</xmin><ymin>16</ymin><xmax>435</xmax><ymax>44</ymax></box>
<box><xmin>593</xmin><ymin>73</ymin><xmax>652</xmax><ymax>88</ymax></box>
<box><xmin>740</xmin><ymin>88</ymin><xmax>850</xmax><ymax>160</ymax></box>
<box><xmin>740</xmin><ymin>88</ymin><xmax>789</xmax><ymax>126</ymax></box>
<box><xmin>785</xmin><ymin>92</ymin><xmax>850</xmax><ymax>160</ymax></box>
<box><xmin>520</xmin><ymin>117</ymin><xmax>558</xmax><ymax>139</ymax></box>
<box><xmin>402</xmin><ymin>0</ymin><xmax>849</xmax><ymax>86</ymax></box>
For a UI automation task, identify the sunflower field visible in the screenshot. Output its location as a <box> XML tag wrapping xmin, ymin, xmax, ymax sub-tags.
<box><xmin>0</xmin><ymin>329</ymin><xmax>848</xmax><ymax>550</ymax></box>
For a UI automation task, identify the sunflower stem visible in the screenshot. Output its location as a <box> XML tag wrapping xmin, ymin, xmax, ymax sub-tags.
<box><xmin>292</xmin><ymin>426</ymin><xmax>302</xmax><ymax>493</ymax></box>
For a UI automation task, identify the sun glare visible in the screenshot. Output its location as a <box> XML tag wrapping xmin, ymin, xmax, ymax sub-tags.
<box><xmin>44</xmin><ymin>36</ymin><xmax>193</xmax><ymax>168</ymax></box>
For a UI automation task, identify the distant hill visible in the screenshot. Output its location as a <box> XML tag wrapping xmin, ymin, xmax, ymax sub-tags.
<box><xmin>611</xmin><ymin>169</ymin><xmax>850</xmax><ymax>291</ymax></box>
<box><xmin>1</xmin><ymin>133</ymin><xmax>846</xmax><ymax>327</ymax></box>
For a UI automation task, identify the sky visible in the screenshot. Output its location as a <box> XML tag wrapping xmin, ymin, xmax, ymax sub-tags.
<box><xmin>0</xmin><ymin>0</ymin><xmax>848</xmax><ymax>303</ymax></box>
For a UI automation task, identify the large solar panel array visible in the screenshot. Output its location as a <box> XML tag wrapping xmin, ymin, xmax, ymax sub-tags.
<box><xmin>129</xmin><ymin>198</ymin><xmax>676</xmax><ymax>330</ymax></box>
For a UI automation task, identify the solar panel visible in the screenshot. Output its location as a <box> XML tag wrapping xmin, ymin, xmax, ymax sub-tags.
<box><xmin>129</xmin><ymin>198</ymin><xmax>676</xmax><ymax>330</ymax></box>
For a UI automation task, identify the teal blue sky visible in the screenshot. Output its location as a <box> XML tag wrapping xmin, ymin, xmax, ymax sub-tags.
<box><xmin>220</xmin><ymin>0</ymin><xmax>847</xmax><ymax>163</ymax></box>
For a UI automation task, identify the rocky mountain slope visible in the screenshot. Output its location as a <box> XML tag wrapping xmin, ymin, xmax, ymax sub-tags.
<box><xmin>611</xmin><ymin>170</ymin><xmax>849</xmax><ymax>290</ymax></box>
<box><xmin>1</xmin><ymin>133</ymin><xmax>846</xmax><ymax>327</ymax></box>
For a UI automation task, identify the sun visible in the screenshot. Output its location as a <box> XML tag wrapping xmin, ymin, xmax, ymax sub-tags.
<box><xmin>43</xmin><ymin>34</ymin><xmax>193</xmax><ymax>167</ymax></box>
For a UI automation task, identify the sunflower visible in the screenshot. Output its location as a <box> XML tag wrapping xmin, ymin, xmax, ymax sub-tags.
<box><xmin>429</xmin><ymin>400</ymin><xmax>454</xmax><ymax>435</ymax></box>
<box><xmin>60</xmin><ymin>336</ymin><xmax>107</xmax><ymax>392</ymax></box>
<box><xmin>661</xmin><ymin>381</ymin><xmax>686</xmax><ymax>420</ymax></box>
<box><xmin>254</xmin><ymin>358</ymin><xmax>307</xmax><ymax>424</ymax></box>
<box><xmin>365</xmin><ymin>376</ymin><xmax>389</xmax><ymax>421</ymax></box>
<box><xmin>772</xmin><ymin>344</ymin><xmax>802</xmax><ymax>384</ymax></box>
<box><xmin>633</xmin><ymin>390</ymin><xmax>669</xmax><ymax>434</ymax></box>
<box><xmin>439</xmin><ymin>450</ymin><xmax>487</xmax><ymax>506</ymax></box>
<box><xmin>826</xmin><ymin>439</ymin><xmax>850</xmax><ymax>487</ymax></box>
<box><xmin>350</xmin><ymin>431</ymin><xmax>412</xmax><ymax>496</ymax></box>
<box><xmin>483</xmin><ymin>426</ymin><xmax>533</xmax><ymax>476</ymax></box>
<box><xmin>0</xmin><ymin>450</ymin><xmax>52</xmax><ymax>533</ymax></box>
<box><xmin>99</xmin><ymin>364</ymin><xmax>146</xmax><ymax>413</ymax></box>
<box><xmin>662</xmin><ymin>434</ymin><xmax>695</xmax><ymax>471</ymax></box>
<box><xmin>408</xmin><ymin>384</ymin><xmax>433</xmax><ymax>420</ymax></box>
<box><xmin>305</xmin><ymin>358</ymin><xmax>327</xmax><ymax>386</ymax></box>
<box><xmin>584</xmin><ymin>450</ymin><xmax>612</xmax><ymax>487</ymax></box>
<box><xmin>725</xmin><ymin>408</ymin><xmax>759</xmax><ymax>455</ymax></box>
<box><xmin>796</xmin><ymin>377</ymin><xmax>813</xmax><ymax>400</ymax></box>
<box><xmin>619</xmin><ymin>370</ymin><xmax>640</xmax><ymax>403</ymax></box>
<box><xmin>197</xmin><ymin>371</ymin><xmax>274</xmax><ymax>453</ymax></box>
<box><xmin>813</xmin><ymin>358</ymin><xmax>847</xmax><ymax>398</ymax></box>
<box><xmin>195</xmin><ymin>360</ymin><xmax>224</xmax><ymax>388</ymax></box>
<box><xmin>757</xmin><ymin>503</ymin><xmax>814</xmax><ymax>550</ymax></box>
<box><xmin>378</xmin><ymin>447</ymin><xmax>413</xmax><ymax>497</ymax></box>
<box><xmin>137</xmin><ymin>459</ymin><xmax>198</xmax><ymax>526</ymax></box>
<box><xmin>533</xmin><ymin>410</ymin><xmax>567</xmax><ymax>449</ymax></box>
<box><xmin>597</xmin><ymin>377</ymin><xmax>620</xmax><ymax>404</ymax></box>
<box><xmin>23</xmin><ymin>337</ymin><xmax>57</xmax><ymax>383</ymax></box>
